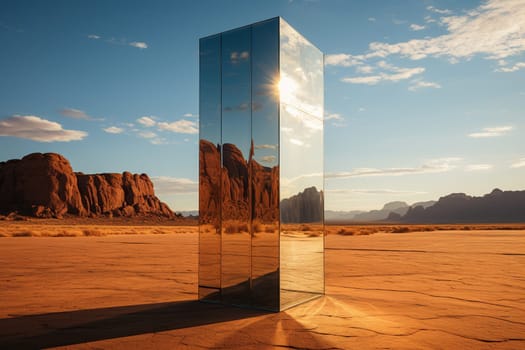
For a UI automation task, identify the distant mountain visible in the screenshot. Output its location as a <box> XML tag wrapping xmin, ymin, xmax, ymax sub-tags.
<box><xmin>400</xmin><ymin>189</ymin><xmax>525</xmax><ymax>223</ymax></box>
<box><xmin>352</xmin><ymin>201</ymin><xmax>409</xmax><ymax>222</ymax></box>
<box><xmin>325</xmin><ymin>210</ymin><xmax>364</xmax><ymax>222</ymax></box>
<box><xmin>280</xmin><ymin>186</ymin><xmax>323</xmax><ymax>223</ymax></box>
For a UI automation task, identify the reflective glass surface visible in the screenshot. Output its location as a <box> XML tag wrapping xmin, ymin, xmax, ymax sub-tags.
<box><xmin>198</xmin><ymin>34</ymin><xmax>221</xmax><ymax>301</ymax></box>
<box><xmin>199</xmin><ymin>17</ymin><xmax>323</xmax><ymax>311</ymax></box>
<box><xmin>220</xmin><ymin>26</ymin><xmax>252</xmax><ymax>306</ymax></box>
<box><xmin>251</xmin><ymin>19</ymin><xmax>280</xmax><ymax>310</ymax></box>
<box><xmin>279</xmin><ymin>18</ymin><xmax>324</xmax><ymax>310</ymax></box>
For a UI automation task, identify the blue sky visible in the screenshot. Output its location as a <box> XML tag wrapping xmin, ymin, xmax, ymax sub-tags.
<box><xmin>1</xmin><ymin>0</ymin><xmax>524</xmax><ymax>211</ymax></box>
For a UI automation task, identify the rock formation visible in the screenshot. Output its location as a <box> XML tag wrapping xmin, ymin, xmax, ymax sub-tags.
<box><xmin>0</xmin><ymin>153</ymin><xmax>174</xmax><ymax>218</ymax></box>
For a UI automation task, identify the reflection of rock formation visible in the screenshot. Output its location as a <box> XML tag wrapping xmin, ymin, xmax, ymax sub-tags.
<box><xmin>199</xmin><ymin>139</ymin><xmax>279</xmax><ymax>225</ymax></box>
<box><xmin>280</xmin><ymin>187</ymin><xmax>323</xmax><ymax>224</ymax></box>
<box><xmin>0</xmin><ymin>153</ymin><xmax>174</xmax><ymax>218</ymax></box>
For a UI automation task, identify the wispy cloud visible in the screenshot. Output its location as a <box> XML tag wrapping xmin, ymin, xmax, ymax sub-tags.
<box><xmin>410</xmin><ymin>24</ymin><xmax>425</xmax><ymax>31</ymax></box>
<box><xmin>325</xmin><ymin>113</ymin><xmax>344</xmax><ymax>121</ymax></box>
<box><xmin>468</xmin><ymin>126</ymin><xmax>513</xmax><ymax>138</ymax></box>
<box><xmin>342</xmin><ymin>64</ymin><xmax>425</xmax><ymax>85</ymax></box>
<box><xmin>138</xmin><ymin>131</ymin><xmax>157</xmax><ymax>139</ymax></box>
<box><xmin>259</xmin><ymin>155</ymin><xmax>277</xmax><ymax>164</ymax></box>
<box><xmin>87</xmin><ymin>34</ymin><xmax>148</xmax><ymax>49</ymax></box>
<box><xmin>137</xmin><ymin>116</ymin><xmax>156</xmax><ymax>127</ymax></box>
<box><xmin>327</xmin><ymin>189</ymin><xmax>427</xmax><ymax>195</ymax></box>
<box><xmin>326</xmin><ymin>157</ymin><xmax>462</xmax><ymax>179</ymax></box>
<box><xmin>103</xmin><ymin>126</ymin><xmax>124</xmax><ymax>134</ymax></box>
<box><xmin>465</xmin><ymin>164</ymin><xmax>493</xmax><ymax>171</ymax></box>
<box><xmin>370</xmin><ymin>1</ymin><xmax>525</xmax><ymax>61</ymax></box>
<box><xmin>510</xmin><ymin>157</ymin><xmax>525</xmax><ymax>168</ymax></box>
<box><xmin>368</xmin><ymin>17</ymin><xmax>376</xmax><ymax>22</ymax></box>
<box><xmin>157</xmin><ymin>119</ymin><xmax>198</xmax><ymax>134</ymax></box>
<box><xmin>496</xmin><ymin>62</ymin><xmax>525</xmax><ymax>73</ymax></box>
<box><xmin>325</xmin><ymin>53</ymin><xmax>363</xmax><ymax>67</ymax></box>
<box><xmin>408</xmin><ymin>79</ymin><xmax>441</xmax><ymax>91</ymax></box>
<box><xmin>0</xmin><ymin>115</ymin><xmax>87</xmax><ymax>142</ymax></box>
<box><xmin>183</xmin><ymin>113</ymin><xmax>198</xmax><ymax>118</ymax></box>
<box><xmin>426</xmin><ymin>5</ymin><xmax>452</xmax><ymax>15</ymax></box>
<box><xmin>59</xmin><ymin>108</ymin><xmax>93</xmax><ymax>120</ymax></box>
<box><xmin>328</xmin><ymin>1</ymin><xmax>525</xmax><ymax>80</ymax></box>
<box><xmin>129</xmin><ymin>41</ymin><xmax>148</xmax><ymax>49</ymax></box>
<box><xmin>151</xmin><ymin>176</ymin><xmax>198</xmax><ymax>194</ymax></box>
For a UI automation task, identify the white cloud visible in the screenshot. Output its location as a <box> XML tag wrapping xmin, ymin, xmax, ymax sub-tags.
<box><xmin>138</xmin><ymin>131</ymin><xmax>157</xmax><ymax>139</ymax></box>
<box><xmin>468</xmin><ymin>125</ymin><xmax>513</xmax><ymax>138</ymax></box>
<box><xmin>59</xmin><ymin>108</ymin><xmax>93</xmax><ymax>120</ymax></box>
<box><xmin>427</xmin><ymin>5</ymin><xmax>452</xmax><ymax>15</ymax></box>
<box><xmin>410</xmin><ymin>24</ymin><xmax>426</xmax><ymax>31</ymax></box>
<box><xmin>157</xmin><ymin>119</ymin><xmax>198</xmax><ymax>134</ymax></box>
<box><xmin>408</xmin><ymin>79</ymin><xmax>442</xmax><ymax>91</ymax></box>
<box><xmin>326</xmin><ymin>157</ymin><xmax>462</xmax><ymax>179</ymax></box>
<box><xmin>465</xmin><ymin>164</ymin><xmax>493</xmax><ymax>171</ymax></box>
<box><xmin>327</xmin><ymin>189</ymin><xmax>427</xmax><ymax>195</ymax></box>
<box><xmin>325</xmin><ymin>113</ymin><xmax>344</xmax><ymax>121</ymax></box>
<box><xmin>496</xmin><ymin>62</ymin><xmax>525</xmax><ymax>72</ymax></box>
<box><xmin>137</xmin><ymin>116</ymin><xmax>156</xmax><ymax>127</ymax></box>
<box><xmin>511</xmin><ymin>157</ymin><xmax>525</xmax><ymax>168</ymax></box>
<box><xmin>183</xmin><ymin>113</ymin><xmax>198</xmax><ymax>118</ymax></box>
<box><xmin>87</xmin><ymin>34</ymin><xmax>100</xmax><ymax>39</ymax></box>
<box><xmin>370</xmin><ymin>1</ymin><xmax>525</xmax><ymax>61</ymax></box>
<box><xmin>129</xmin><ymin>41</ymin><xmax>148</xmax><ymax>49</ymax></box>
<box><xmin>325</xmin><ymin>53</ymin><xmax>363</xmax><ymax>67</ymax></box>
<box><xmin>342</xmin><ymin>66</ymin><xmax>425</xmax><ymax>85</ymax></box>
<box><xmin>0</xmin><ymin>115</ymin><xmax>87</xmax><ymax>142</ymax></box>
<box><xmin>103</xmin><ymin>126</ymin><xmax>124</xmax><ymax>134</ymax></box>
<box><xmin>151</xmin><ymin>176</ymin><xmax>197</xmax><ymax>194</ymax></box>
<box><xmin>356</xmin><ymin>65</ymin><xmax>374</xmax><ymax>74</ymax></box>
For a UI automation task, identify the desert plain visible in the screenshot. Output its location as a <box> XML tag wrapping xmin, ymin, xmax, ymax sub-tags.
<box><xmin>1</xmin><ymin>222</ymin><xmax>524</xmax><ymax>349</ymax></box>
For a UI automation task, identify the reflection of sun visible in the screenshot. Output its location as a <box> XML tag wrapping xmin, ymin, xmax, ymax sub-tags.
<box><xmin>278</xmin><ymin>75</ymin><xmax>298</xmax><ymax>101</ymax></box>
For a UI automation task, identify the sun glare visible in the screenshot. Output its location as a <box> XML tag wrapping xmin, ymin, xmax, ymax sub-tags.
<box><xmin>277</xmin><ymin>75</ymin><xmax>298</xmax><ymax>101</ymax></box>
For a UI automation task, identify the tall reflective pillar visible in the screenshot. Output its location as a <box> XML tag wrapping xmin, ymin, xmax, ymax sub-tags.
<box><xmin>199</xmin><ymin>17</ymin><xmax>324</xmax><ymax>312</ymax></box>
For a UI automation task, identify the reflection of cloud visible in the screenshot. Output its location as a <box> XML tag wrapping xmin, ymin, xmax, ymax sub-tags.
<box><xmin>255</xmin><ymin>144</ymin><xmax>277</xmax><ymax>150</ymax></box>
<box><xmin>0</xmin><ymin>115</ymin><xmax>87</xmax><ymax>142</ymax></box>
<box><xmin>59</xmin><ymin>108</ymin><xmax>93</xmax><ymax>120</ymax></box>
<box><xmin>289</xmin><ymin>138</ymin><xmax>304</xmax><ymax>146</ymax></box>
<box><xmin>157</xmin><ymin>119</ymin><xmax>198</xmax><ymax>134</ymax></box>
<box><xmin>327</xmin><ymin>189</ymin><xmax>427</xmax><ymax>195</ymax></box>
<box><xmin>224</xmin><ymin>102</ymin><xmax>250</xmax><ymax>112</ymax></box>
<box><xmin>151</xmin><ymin>176</ymin><xmax>198</xmax><ymax>194</ymax></box>
<box><xmin>511</xmin><ymin>157</ymin><xmax>525</xmax><ymax>168</ymax></box>
<box><xmin>230</xmin><ymin>51</ymin><xmax>249</xmax><ymax>63</ymax></box>
<box><xmin>87</xmin><ymin>34</ymin><xmax>100</xmax><ymax>39</ymax></box>
<box><xmin>259</xmin><ymin>155</ymin><xmax>276</xmax><ymax>164</ymax></box>
<box><xmin>468</xmin><ymin>126</ymin><xmax>513</xmax><ymax>138</ymax></box>
<box><xmin>103</xmin><ymin>126</ymin><xmax>124</xmax><ymax>134</ymax></box>
<box><xmin>465</xmin><ymin>164</ymin><xmax>493</xmax><ymax>171</ymax></box>
<box><xmin>326</xmin><ymin>157</ymin><xmax>462</xmax><ymax>179</ymax></box>
<box><xmin>137</xmin><ymin>116</ymin><xmax>156</xmax><ymax>127</ymax></box>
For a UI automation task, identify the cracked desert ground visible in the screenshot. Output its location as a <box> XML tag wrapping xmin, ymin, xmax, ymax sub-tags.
<box><xmin>1</xmin><ymin>226</ymin><xmax>524</xmax><ymax>349</ymax></box>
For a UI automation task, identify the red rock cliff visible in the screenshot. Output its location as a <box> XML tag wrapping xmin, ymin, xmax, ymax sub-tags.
<box><xmin>0</xmin><ymin>153</ymin><xmax>174</xmax><ymax>218</ymax></box>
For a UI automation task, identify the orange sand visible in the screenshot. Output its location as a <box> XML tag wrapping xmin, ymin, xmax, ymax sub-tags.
<box><xmin>1</xmin><ymin>229</ymin><xmax>524</xmax><ymax>349</ymax></box>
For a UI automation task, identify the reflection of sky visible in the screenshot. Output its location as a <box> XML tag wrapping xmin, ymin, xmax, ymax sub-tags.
<box><xmin>279</xmin><ymin>18</ymin><xmax>324</xmax><ymax>199</ymax></box>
